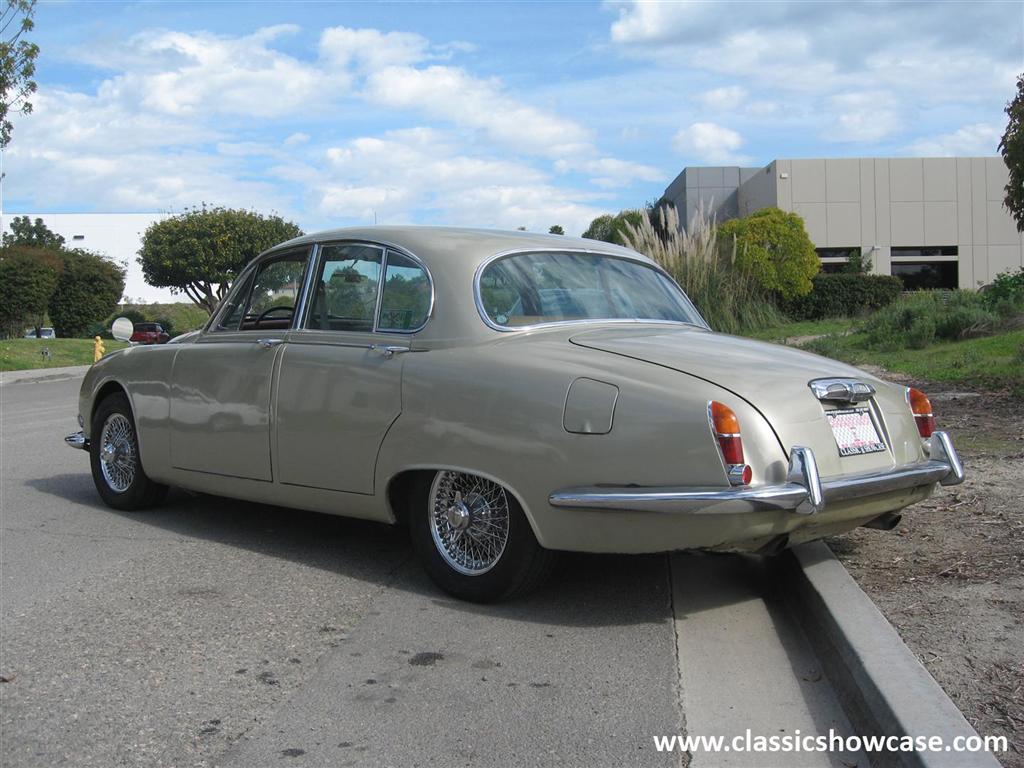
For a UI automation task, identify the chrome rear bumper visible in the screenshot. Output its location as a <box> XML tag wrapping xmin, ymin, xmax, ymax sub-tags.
<box><xmin>549</xmin><ymin>431</ymin><xmax>964</xmax><ymax>517</ymax></box>
<box><xmin>65</xmin><ymin>430</ymin><xmax>89</xmax><ymax>451</ymax></box>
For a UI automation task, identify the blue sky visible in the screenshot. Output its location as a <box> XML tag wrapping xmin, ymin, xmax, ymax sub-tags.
<box><xmin>7</xmin><ymin>0</ymin><xmax>1022</xmax><ymax>236</ymax></box>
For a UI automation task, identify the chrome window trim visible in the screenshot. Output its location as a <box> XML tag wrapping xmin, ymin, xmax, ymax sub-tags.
<box><xmin>206</xmin><ymin>262</ymin><xmax>258</xmax><ymax>333</ymax></box>
<box><xmin>297</xmin><ymin>240</ymin><xmax>435</xmax><ymax>336</ymax></box>
<box><xmin>293</xmin><ymin>243</ymin><xmax>321</xmax><ymax>331</ymax></box>
<box><xmin>472</xmin><ymin>247</ymin><xmax>709</xmax><ymax>333</ymax></box>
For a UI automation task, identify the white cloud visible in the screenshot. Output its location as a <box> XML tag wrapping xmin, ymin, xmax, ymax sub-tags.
<box><xmin>107</xmin><ymin>25</ymin><xmax>337</xmax><ymax>119</ymax></box>
<box><xmin>319</xmin><ymin>27</ymin><xmax>432</xmax><ymax>72</ymax></box>
<box><xmin>363</xmin><ymin>64</ymin><xmax>593</xmax><ymax>157</ymax></box>
<box><xmin>606</xmin><ymin>0</ymin><xmax>1019</xmax><ymax>151</ymax></box>
<box><xmin>698</xmin><ymin>86</ymin><xmax>747</xmax><ymax>111</ymax></box>
<box><xmin>554</xmin><ymin>156</ymin><xmax>664</xmax><ymax>187</ymax></box>
<box><xmin>827</xmin><ymin>91</ymin><xmax>902</xmax><ymax>143</ymax></box>
<box><xmin>907</xmin><ymin>123</ymin><xmax>1003</xmax><ymax>157</ymax></box>
<box><xmin>10</xmin><ymin>21</ymin><xmax>672</xmax><ymax>251</ymax></box>
<box><xmin>316</xmin><ymin>128</ymin><xmax>604</xmax><ymax>233</ymax></box>
<box><xmin>672</xmin><ymin>122</ymin><xmax>750</xmax><ymax>165</ymax></box>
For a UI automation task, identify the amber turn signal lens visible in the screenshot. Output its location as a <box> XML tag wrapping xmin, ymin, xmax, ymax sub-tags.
<box><xmin>710</xmin><ymin>401</ymin><xmax>744</xmax><ymax>466</ymax></box>
<box><xmin>710</xmin><ymin>401</ymin><xmax>741</xmax><ymax>435</ymax></box>
<box><xmin>907</xmin><ymin>387</ymin><xmax>936</xmax><ymax>438</ymax></box>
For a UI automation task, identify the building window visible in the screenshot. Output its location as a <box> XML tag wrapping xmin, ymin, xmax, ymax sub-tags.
<box><xmin>890</xmin><ymin>246</ymin><xmax>957</xmax><ymax>259</ymax></box>
<box><xmin>890</xmin><ymin>246</ymin><xmax>958</xmax><ymax>290</ymax></box>
<box><xmin>890</xmin><ymin>261</ymin><xmax>958</xmax><ymax>290</ymax></box>
<box><xmin>816</xmin><ymin>247</ymin><xmax>859</xmax><ymax>273</ymax></box>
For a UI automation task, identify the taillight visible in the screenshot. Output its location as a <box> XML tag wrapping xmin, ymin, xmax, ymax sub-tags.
<box><xmin>709</xmin><ymin>401</ymin><xmax>751</xmax><ymax>484</ymax></box>
<box><xmin>907</xmin><ymin>387</ymin><xmax>935</xmax><ymax>438</ymax></box>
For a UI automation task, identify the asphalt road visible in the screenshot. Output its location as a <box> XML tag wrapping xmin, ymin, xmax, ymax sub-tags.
<box><xmin>1</xmin><ymin>374</ymin><xmax>863</xmax><ymax>768</ymax></box>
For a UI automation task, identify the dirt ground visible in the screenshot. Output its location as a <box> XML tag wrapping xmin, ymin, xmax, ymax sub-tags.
<box><xmin>827</xmin><ymin>369</ymin><xmax>1024</xmax><ymax>767</ymax></box>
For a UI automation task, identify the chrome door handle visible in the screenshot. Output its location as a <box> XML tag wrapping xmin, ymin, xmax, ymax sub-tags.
<box><xmin>257</xmin><ymin>338</ymin><xmax>283</xmax><ymax>349</ymax></box>
<box><xmin>371</xmin><ymin>345</ymin><xmax>410</xmax><ymax>359</ymax></box>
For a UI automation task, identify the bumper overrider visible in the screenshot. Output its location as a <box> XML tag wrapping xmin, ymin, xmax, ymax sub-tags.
<box><xmin>549</xmin><ymin>431</ymin><xmax>964</xmax><ymax>517</ymax></box>
<box><xmin>65</xmin><ymin>431</ymin><xmax>89</xmax><ymax>450</ymax></box>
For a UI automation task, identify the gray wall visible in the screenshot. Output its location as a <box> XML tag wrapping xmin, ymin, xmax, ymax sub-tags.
<box><xmin>663</xmin><ymin>166</ymin><xmax>761</xmax><ymax>230</ymax></box>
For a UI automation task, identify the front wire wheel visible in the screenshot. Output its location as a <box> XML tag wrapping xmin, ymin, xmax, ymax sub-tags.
<box><xmin>410</xmin><ymin>470</ymin><xmax>557</xmax><ymax>602</ymax></box>
<box><xmin>98</xmin><ymin>413</ymin><xmax>137</xmax><ymax>493</ymax></box>
<box><xmin>89</xmin><ymin>392</ymin><xmax>167</xmax><ymax>511</ymax></box>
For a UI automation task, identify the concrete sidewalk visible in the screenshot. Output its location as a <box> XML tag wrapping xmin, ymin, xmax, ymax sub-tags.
<box><xmin>0</xmin><ymin>365</ymin><xmax>89</xmax><ymax>386</ymax></box>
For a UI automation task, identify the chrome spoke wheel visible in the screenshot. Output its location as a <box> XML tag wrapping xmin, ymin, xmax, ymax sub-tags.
<box><xmin>99</xmin><ymin>413</ymin><xmax>137</xmax><ymax>493</ymax></box>
<box><xmin>429</xmin><ymin>471</ymin><xmax>510</xmax><ymax>576</ymax></box>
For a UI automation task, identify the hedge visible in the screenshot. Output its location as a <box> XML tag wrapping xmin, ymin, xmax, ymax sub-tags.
<box><xmin>785</xmin><ymin>273</ymin><xmax>903</xmax><ymax>320</ymax></box>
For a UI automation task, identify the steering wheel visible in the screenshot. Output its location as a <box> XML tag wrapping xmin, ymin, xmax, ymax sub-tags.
<box><xmin>255</xmin><ymin>305</ymin><xmax>294</xmax><ymax>323</ymax></box>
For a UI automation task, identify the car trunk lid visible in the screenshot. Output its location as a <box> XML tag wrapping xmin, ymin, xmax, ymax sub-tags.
<box><xmin>570</xmin><ymin>325</ymin><xmax>921</xmax><ymax>478</ymax></box>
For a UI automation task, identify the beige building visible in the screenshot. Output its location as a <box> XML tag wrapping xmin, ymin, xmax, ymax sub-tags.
<box><xmin>663</xmin><ymin>157</ymin><xmax>1022</xmax><ymax>289</ymax></box>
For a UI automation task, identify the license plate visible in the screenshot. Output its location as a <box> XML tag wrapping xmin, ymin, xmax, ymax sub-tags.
<box><xmin>826</xmin><ymin>407</ymin><xmax>886</xmax><ymax>456</ymax></box>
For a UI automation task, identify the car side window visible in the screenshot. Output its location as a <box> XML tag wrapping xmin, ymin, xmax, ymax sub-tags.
<box><xmin>214</xmin><ymin>250</ymin><xmax>309</xmax><ymax>332</ymax></box>
<box><xmin>378</xmin><ymin>251</ymin><xmax>431</xmax><ymax>331</ymax></box>
<box><xmin>306</xmin><ymin>244</ymin><xmax>384</xmax><ymax>332</ymax></box>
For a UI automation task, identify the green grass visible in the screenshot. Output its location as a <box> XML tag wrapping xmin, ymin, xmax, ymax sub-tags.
<box><xmin>746</xmin><ymin>317</ymin><xmax>857</xmax><ymax>342</ymax></box>
<box><xmin>0</xmin><ymin>338</ymin><xmax>130</xmax><ymax>371</ymax></box>
<box><xmin>799</xmin><ymin>330</ymin><xmax>1024</xmax><ymax>394</ymax></box>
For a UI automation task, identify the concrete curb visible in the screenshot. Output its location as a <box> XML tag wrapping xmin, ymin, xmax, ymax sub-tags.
<box><xmin>0</xmin><ymin>365</ymin><xmax>90</xmax><ymax>386</ymax></box>
<box><xmin>781</xmin><ymin>541</ymin><xmax>1001</xmax><ymax>768</ymax></box>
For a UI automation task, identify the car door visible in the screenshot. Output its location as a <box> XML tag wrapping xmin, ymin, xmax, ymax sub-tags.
<box><xmin>169</xmin><ymin>247</ymin><xmax>311</xmax><ymax>481</ymax></box>
<box><xmin>275</xmin><ymin>242</ymin><xmax>433</xmax><ymax>494</ymax></box>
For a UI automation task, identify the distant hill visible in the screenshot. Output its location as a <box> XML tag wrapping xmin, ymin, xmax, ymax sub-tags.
<box><xmin>112</xmin><ymin>303</ymin><xmax>210</xmax><ymax>336</ymax></box>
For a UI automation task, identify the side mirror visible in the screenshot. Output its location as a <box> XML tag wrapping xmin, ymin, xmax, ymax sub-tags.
<box><xmin>111</xmin><ymin>317</ymin><xmax>134</xmax><ymax>341</ymax></box>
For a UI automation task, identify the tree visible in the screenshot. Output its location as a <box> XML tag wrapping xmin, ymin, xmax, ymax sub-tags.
<box><xmin>2</xmin><ymin>214</ymin><xmax>65</xmax><ymax>248</ymax></box>
<box><xmin>717</xmin><ymin>207</ymin><xmax>819</xmax><ymax>299</ymax></box>
<box><xmin>139</xmin><ymin>206</ymin><xmax>302</xmax><ymax>313</ymax></box>
<box><xmin>0</xmin><ymin>245</ymin><xmax>60</xmax><ymax>337</ymax></box>
<box><xmin>49</xmin><ymin>250</ymin><xmax>125</xmax><ymax>337</ymax></box>
<box><xmin>0</xmin><ymin>0</ymin><xmax>38</xmax><ymax>148</ymax></box>
<box><xmin>581</xmin><ymin>210</ymin><xmax>644</xmax><ymax>246</ymax></box>
<box><xmin>548</xmin><ymin>225</ymin><xmax>564</xmax><ymax>235</ymax></box>
<box><xmin>999</xmin><ymin>73</ymin><xmax>1024</xmax><ymax>232</ymax></box>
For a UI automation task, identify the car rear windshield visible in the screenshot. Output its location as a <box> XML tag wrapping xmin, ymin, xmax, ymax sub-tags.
<box><xmin>477</xmin><ymin>251</ymin><xmax>704</xmax><ymax>329</ymax></box>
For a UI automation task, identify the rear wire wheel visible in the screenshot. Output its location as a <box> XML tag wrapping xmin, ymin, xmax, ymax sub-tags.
<box><xmin>409</xmin><ymin>470</ymin><xmax>556</xmax><ymax>602</ymax></box>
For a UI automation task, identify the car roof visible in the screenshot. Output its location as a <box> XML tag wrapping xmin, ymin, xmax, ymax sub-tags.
<box><xmin>264</xmin><ymin>225</ymin><xmax>651</xmax><ymax>265</ymax></box>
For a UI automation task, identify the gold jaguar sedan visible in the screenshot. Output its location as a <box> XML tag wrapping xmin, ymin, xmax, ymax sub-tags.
<box><xmin>66</xmin><ymin>226</ymin><xmax>964</xmax><ymax>602</ymax></box>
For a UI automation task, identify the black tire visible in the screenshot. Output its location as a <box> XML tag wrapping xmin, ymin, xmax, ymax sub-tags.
<box><xmin>409</xmin><ymin>471</ymin><xmax>557</xmax><ymax>602</ymax></box>
<box><xmin>90</xmin><ymin>392</ymin><xmax>168</xmax><ymax>511</ymax></box>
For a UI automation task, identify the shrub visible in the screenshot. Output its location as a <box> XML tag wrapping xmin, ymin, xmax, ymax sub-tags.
<box><xmin>619</xmin><ymin>204</ymin><xmax>786</xmax><ymax>335</ymax></box>
<box><xmin>863</xmin><ymin>291</ymin><xmax>1001</xmax><ymax>351</ymax></box>
<box><xmin>785</xmin><ymin>273</ymin><xmax>905</xmax><ymax>320</ymax></box>
<box><xmin>983</xmin><ymin>267</ymin><xmax>1024</xmax><ymax>310</ymax></box>
<box><xmin>0</xmin><ymin>246</ymin><xmax>63</xmax><ymax>338</ymax></box>
<box><xmin>933</xmin><ymin>291</ymin><xmax>999</xmax><ymax>340</ymax></box>
<box><xmin>49</xmin><ymin>250</ymin><xmax>126</xmax><ymax>337</ymax></box>
<box><xmin>716</xmin><ymin>207</ymin><xmax>819</xmax><ymax>299</ymax></box>
<box><xmin>581</xmin><ymin>210</ymin><xmax>645</xmax><ymax>246</ymax></box>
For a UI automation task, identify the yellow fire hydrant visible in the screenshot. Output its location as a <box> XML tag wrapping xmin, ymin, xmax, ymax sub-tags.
<box><xmin>93</xmin><ymin>336</ymin><xmax>105</xmax><ymax>363</ymax></box>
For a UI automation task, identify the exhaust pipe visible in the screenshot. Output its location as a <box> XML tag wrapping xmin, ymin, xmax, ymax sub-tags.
<box><xmin>756</xmin><ymin>534</ymin><xmax>790</xmax><ymax>557</ymax></box>
<box><xmin>862</xmin><ymin>512</ymin><xmax>902</xmax><ymax>531</ymax></box>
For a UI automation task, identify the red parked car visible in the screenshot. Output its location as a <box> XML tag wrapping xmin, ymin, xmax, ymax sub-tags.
<box><xmin>129</xmin><ymin>322</ymin><xmax>171</xmax><ymax>345</ymax></box>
